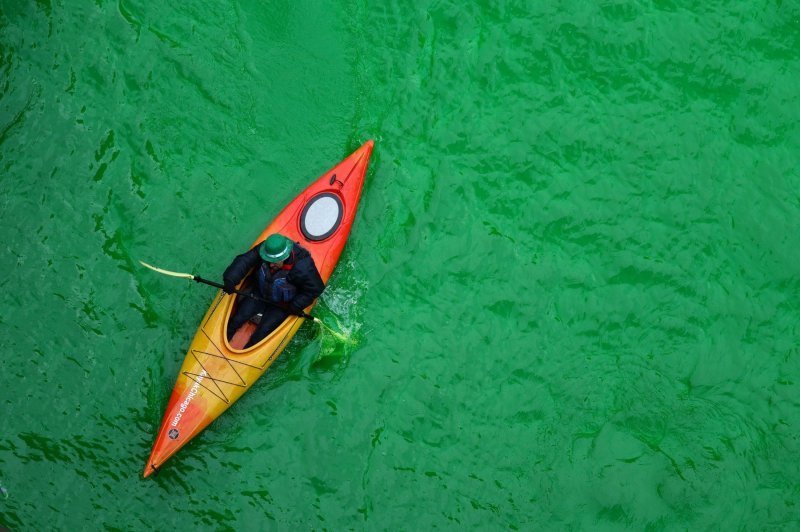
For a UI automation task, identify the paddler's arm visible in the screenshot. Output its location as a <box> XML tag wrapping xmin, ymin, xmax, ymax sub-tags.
<box><xmin>222</xmin><ymin>248</ymin><xmax>260</xmax><ymax>293</ymax></box>
<box><xmin>287</xmin><ymin>261</ymin><xmax>325</xmax><ymax>315</ymax></box>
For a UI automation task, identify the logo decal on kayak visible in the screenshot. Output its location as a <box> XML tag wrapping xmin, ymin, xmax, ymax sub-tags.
<box><xmin>168</xmin><ymin>429</ymin><xmax>179</xmax><ymax>440</ymax></box>
<box><xmin>170</xmin><ymin>369</ymin><xmax>207</xmax><ymax>428</ymax></box>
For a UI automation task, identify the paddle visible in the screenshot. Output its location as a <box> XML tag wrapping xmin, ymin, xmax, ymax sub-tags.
<box><xmin>138</xmin><ymin>261</ymin><xmax>319</xmax><ymax>323</ymax></box>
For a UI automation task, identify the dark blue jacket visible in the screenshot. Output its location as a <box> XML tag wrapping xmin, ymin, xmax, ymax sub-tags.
<box><xmin>223</xmin><ymin>243</ymin><xmax>324</xmax><ymax>314</ymax></box>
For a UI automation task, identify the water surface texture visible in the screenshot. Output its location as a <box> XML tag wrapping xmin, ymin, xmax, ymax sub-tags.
<box><xmin>2</xmin><ymin>1</ymin><xmax>799</xmax><ymax>529</ymax></box>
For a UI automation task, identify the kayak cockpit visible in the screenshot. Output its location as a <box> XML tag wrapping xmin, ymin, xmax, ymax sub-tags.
<box><xmin>226</xmin><ymin>274</ymin><xmax>293</xmax><ymax>351</ymax></box>
<box><xmin>229</xmin><ymin>320</ymin><xmax>257</xmax><ymax>350</ymax></box>
<box><xmin>227</xmin><ymin>275</ymin><xmax>259</xmax><ymax>350</ymax></box>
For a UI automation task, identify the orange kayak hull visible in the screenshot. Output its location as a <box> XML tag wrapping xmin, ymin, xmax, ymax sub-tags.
<box><xmin>144</xmin><ymin>140</ymin><xmax>374</xmax><ymax>477</ymax></box>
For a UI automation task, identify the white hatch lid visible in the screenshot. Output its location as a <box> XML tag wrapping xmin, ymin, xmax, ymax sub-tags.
<box><xmin>300</xmin><ymin>192</ymin><xmax>343</xmax><ymax>241</ymax></box>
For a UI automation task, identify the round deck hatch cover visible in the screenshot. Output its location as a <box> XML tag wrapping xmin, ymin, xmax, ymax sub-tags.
<box><xmin>300</xmin><ymin>193</ymin><xmax>343</xmax><ymax>241</ymax></box>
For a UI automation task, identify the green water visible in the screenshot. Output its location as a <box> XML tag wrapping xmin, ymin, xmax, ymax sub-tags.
<box><xmin>2</xmin><ymin>1</ymin><xmax>799</xmax><ymax>529</ymax></box>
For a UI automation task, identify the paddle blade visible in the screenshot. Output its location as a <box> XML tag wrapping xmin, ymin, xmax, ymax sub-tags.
<box><xmin>139</xmin><ymin>261</ymin><xmax>195</xmax><ymax>280</ymax></box>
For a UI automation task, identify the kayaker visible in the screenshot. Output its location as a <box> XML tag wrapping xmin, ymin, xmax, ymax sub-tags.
<box><xmin>223</xmin><ymin>233</ymin><xmax>324</xmax><ymax>347</ymax></box>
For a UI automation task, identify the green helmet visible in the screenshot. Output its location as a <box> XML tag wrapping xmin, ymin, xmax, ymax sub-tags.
<box><xmin>259</xmin><ymin>234</ymin><xmax>293</xmax><ymax>263</ymax></box>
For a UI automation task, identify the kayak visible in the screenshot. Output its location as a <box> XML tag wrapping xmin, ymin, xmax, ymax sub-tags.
<box><xmin>144</xmin><ymin>140</ymin><xmax>375</xmax><ymax>477</ymax></box>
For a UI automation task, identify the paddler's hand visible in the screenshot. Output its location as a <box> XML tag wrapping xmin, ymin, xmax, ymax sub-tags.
<box><xmin>222</xmin><ymin>280</ymin><xmax>235</xmax><ymax>294</ymax></box>
<box><xmin>290</xmin><ymin>306</ymin><xmax>311</xmax><ymax>319</ymax></box>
